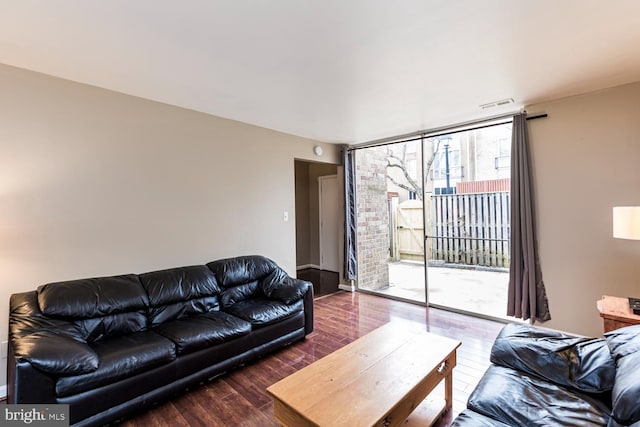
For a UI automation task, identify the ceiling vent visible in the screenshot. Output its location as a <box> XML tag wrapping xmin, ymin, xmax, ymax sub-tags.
<box><xmin>479</xmin><ymin>98</ymin><xmax>514</xmax><ymax>109</ymax></box>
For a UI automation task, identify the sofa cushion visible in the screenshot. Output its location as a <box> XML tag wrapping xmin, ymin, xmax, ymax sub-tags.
<box><xmin>219</xmin><ymin>280</ymin><xmax>262</xmax><ymax>308</ymax></box>
<box><xmin>451</xmin><ymin>409</ymin><xmax>513</xmax><ymax>427</ymax></box>
<box><xmin>605</xmin><ymin>325</ymin><xmax>640</xmax><ymax>359</ymax></box>
<box><xmin>207</xmin><ymin>255</ymin><xmax>277</xmax><ymax>287</ymax></box>
<box><xmin>147</xmin><ymin>297</ymin><xmax>221</xmax><ymax>326</ymax></box>
<box><xmin>56</xmin><ymin>331</ymin><xmax>176</xmax><ymax>397</ymax></box>
<box><xmin>75</xmin><ymin>310</ymin><xmax>148</xmax><ymax>343</ymax></box>
<box><xmin>605</xmin><ymin>325</ymin><xmax>640</xmax><ymax>426</ymax></box>
<box><xmin>490</xmin><ymin>323</ymin><xmax>616</xmax><ymax>394</ymax></box>
<box><xmin>224</xmin><ymin>298</ymin><xmax>303</xmax><ymax>328</ymax></box>
<box><xmin>37</xmin><ymin>274</ymin><xmax>148</xmax><ymax>319</ymax></box>
<box><xmin>153</xmin><ymin>312</ymin><xmax>251</xmax><ymax>354</ymax></box>
<box><xmin>139</xmin><ymin>265</ymin><xmax>222</xmax><ymax>325</ymax></box>
<box><xmin>467</xmin><ymin>365</ymin><xmax>611</xmax><ymax>426</ymax></box>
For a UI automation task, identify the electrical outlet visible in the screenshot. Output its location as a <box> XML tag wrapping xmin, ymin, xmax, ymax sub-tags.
<box><xmin>283</xmin><ymin>211</ymin><xmax>289</xmax><ymax>222</ymax></box>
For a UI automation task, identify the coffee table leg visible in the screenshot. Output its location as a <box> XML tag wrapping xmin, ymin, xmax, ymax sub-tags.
<box><xmin>445</xmin><ymin>371</ymin><xmax>453</xmax><ymax>412</ymax></box>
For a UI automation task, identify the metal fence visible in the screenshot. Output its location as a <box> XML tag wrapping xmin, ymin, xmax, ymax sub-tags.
<box><xmin>430</xmin><ymin>192</ymin><xmax>510</xmax><ymax>268</ymax></box>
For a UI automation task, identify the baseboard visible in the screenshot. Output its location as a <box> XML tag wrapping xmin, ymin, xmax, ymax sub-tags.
<box><xmin>296</xmin><ymin>264</ymin><xmax>321</xmax><ymax>271</ymax></box>
<box><xmin>338</xmin><ymin>283</ymin><xmax>355</xmax><ymax>292</ymax></box>
<box><xmin>0</xmin><ymin>385</ymin><xmax>6</xmax><ymax>399</ymax></box>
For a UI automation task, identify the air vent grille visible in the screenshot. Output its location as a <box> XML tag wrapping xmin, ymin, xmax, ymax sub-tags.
<box><xmin>479</xmin><ymin>98</ymin><xmax>514</xmax><ymax>109</ymax></box>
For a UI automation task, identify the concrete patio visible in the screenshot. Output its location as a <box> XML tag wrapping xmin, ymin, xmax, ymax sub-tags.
<box><xmin>375</xmin><ymin>261</ymin><xmax>513</xmax><ymax>320</ymax></box>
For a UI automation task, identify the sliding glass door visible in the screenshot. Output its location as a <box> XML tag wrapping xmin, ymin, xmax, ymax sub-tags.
<box><xmin>353</xmin><ymin>120</ymin><xmax>513</xmax><ymax>319</ymax></box>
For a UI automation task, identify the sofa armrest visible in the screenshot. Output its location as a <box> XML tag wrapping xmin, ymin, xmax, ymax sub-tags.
<box><xmin>7</xmin><ymin>345</ymin><xmax>57</xmax><ymax>404</ymax></box>
<box><xmin>260</xmin><ymin>269</ymin><xmax>311</xmax><ymax>304</ymax></box>
<box><xmin>271</xmin><ymin>278</ymin><xmax>312</xmax><ymax>305</ymax></box>
<box><xmin>10</xmin><ymin>291</ymin><xmax>99</xmax><ymax>377</ymax></box>
<box><xmin>12</xmin><ymin>332</ymin><xmax>99</xmax><ymax>376</ymax></box>
<box><xmin>490</xmin><ymin>323</ymin><xmax>615</xmax><ymax>394</ymax></box>
<box><xmin>302</xmin><ymin>281</ymin><xmax>314</xmax><ymax>335</ymax></box>
<box><xmin>258</xmin><ymin>268</ymin><xmax>313</xmax><ymax>335</ymax></box>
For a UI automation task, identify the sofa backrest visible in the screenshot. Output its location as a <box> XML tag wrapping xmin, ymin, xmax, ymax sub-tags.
<box><xmin>32</xmin><ymin>256</ymin><xmax>286</xmax><ymax>340</ymax></box>
<box><xmin>206</xmin><ymin>255</ymin><xmax>277</xmax><ymax>308</ymax></box>
<box><xmin>37</xmin><ymin>274</ymin><xmax>149</xmax><ymax>343</ymax></box>
<box><xmin>139</xmin><ymin>265</ymin><xmax>222</xmax><ymax>326</ymax></box>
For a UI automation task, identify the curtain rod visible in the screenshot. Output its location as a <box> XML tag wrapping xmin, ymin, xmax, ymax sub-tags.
<box><xmin>348</xmin><ymin>111</ymin><xmax>547</xmax><ymax>151</ymax></box>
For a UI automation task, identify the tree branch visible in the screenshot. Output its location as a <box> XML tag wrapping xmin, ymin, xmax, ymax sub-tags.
<box><xmin>386</xmin><ymin>172</ymin><xmax>422</xmax><ymax>200</ymax></box>
<box><xmin>387</xmin><ymin>146</ymin><xmax>421</xmax><ymax>195</ymax></box>
<box><xmin>384</xmin><ymin>137</ymin><xmax>445</xmax><ymax>200</ymax></box>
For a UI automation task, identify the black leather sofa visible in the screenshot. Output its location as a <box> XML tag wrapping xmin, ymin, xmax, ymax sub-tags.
<box><xmin>452</xmin><ymin>323</ymin><xmax>640</xmax><ymax>427</ymax></box>
<box><xmin>8</xmin><ymin>255</ymin><xmax>313</xmax><ymax>427</ymax></box>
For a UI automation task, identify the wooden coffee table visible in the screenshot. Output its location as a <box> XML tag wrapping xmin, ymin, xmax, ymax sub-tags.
<box><xmin>267</xmin><ymin>322</ymin><xmax>461</xmax><ymax>427</ymax></box>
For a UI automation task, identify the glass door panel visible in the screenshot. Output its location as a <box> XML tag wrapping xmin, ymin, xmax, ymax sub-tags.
<box><xmin>422</xmin><ymin>124</ymin><xmax>511</xmax><ymax>318</ymax></box>
<box><xmin>354</xmin><ymin>140</ymin><xmax>426</xmax><ymax>303</ymax></box>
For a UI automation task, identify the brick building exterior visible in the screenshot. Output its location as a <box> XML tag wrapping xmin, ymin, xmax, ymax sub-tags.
<box><xmin>355</xmin><ymin>147</ymin><xmax>389</xmax><ymax>290</ymax></box>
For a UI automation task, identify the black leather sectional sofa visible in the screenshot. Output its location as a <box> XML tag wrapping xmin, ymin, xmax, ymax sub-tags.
<box><xmin>452</xmin><ymin>323</ymin><xmax>640</xmax><ymax>427</ymax></box>
<box><xmin>8</xmin><ymin>255</ymin><xmax>314</xmax><ymax>427</ymax></box>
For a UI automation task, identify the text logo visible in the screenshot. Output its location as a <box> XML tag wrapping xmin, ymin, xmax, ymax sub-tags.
<box><xmin>2</xmin><ymin>405</ymin><xmax>69</xmax><ymax>426</ymax></box>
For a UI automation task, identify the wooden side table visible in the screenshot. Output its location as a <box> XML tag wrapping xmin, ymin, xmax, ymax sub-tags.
<box><xmin>597</xmin><ymin>295</ymin><xmax>640</xmax><ymax>332</ymax></box>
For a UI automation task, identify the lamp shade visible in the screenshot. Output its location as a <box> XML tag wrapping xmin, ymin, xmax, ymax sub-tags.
<box><xmin>613</xmin><ymin>206</ymin><xmax>640</xmax><ymax>240</ymax></box>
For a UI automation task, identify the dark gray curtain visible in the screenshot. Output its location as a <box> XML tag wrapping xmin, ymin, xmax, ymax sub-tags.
<box><xmin>508</xmin><ymin>113</ymin><xmax>551</xmax><ymax>323</ymax></box>
<box><xmin>343</xmin><ymin>147</ymin><xmax>357</xmax><ymax>281</ymax></box>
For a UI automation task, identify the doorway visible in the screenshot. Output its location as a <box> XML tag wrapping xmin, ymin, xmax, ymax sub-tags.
<box><xmin>294</xmin><ymin>160</ymin><xmax>340</xmax><ymax>297</ymax></box>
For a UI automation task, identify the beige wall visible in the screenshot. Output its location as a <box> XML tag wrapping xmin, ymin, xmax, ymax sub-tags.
<box><xmin>527</xmin><ymin>81</ymin><xmax>640</xmax><ymax>337</ymax></box>
<box><xmin>0</xmin><ymin>64</ymin><xmax>341</xmax><ymax>372</ymax></box>
<box><xmin>295</xmin><ymin>161</ymin><xmax>311</xmax><ymax>266</ymax></box>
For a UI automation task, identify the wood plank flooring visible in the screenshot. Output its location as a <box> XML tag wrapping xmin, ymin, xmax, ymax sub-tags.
<box><xmin>120</xmin><ymin>291</ymin><xmax>506</xmax><ymax>427</ymax></box>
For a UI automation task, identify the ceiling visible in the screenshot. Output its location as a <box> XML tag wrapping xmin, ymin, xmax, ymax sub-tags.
<box><xmin>2</xmin><ymin>1</ymin><xmax>640</xmax><ymax>144</ymax></box>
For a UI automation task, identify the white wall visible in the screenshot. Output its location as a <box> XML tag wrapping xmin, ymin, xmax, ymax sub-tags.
<box><xmin>0</xmin><ymin>63</ymin><xmax>340</xmax><ymax>388</ymax></box>
<box><xmin>527</xmin><ymin>81</ymin><xmax>640</xmax><ymax>337</ymax></box>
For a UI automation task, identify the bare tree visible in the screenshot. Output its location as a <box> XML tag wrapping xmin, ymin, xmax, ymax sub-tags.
<box><xmin>386</xmin><ymin>138</ymin><xmax>442</xmax><ymax>200</ymax></box>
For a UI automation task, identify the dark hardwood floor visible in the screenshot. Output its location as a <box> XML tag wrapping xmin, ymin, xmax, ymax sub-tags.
<box><xmin>120</xmin><ymin>291</ymin><xmax>505</xmax><ymax>427</ymax></box>
<box><xmin>296</xmin><ymin>268</ymin><xmax>340</xmax><ymax>297</ymax></box>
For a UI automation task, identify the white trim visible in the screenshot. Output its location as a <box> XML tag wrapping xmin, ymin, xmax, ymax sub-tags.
<box><xmin>296</xmin><ymin>264</ymin><xmax>321</xmax><ymax>271</ymax></box>
<box><xmin>339</xmin><ymin>283</ymin><xmax>355</xmax><ymax>292</ymax></box>
<box><xmin>0</xmin><ymin>385</ymin><xmax>6</xmax><ymax>399</ymax></box>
